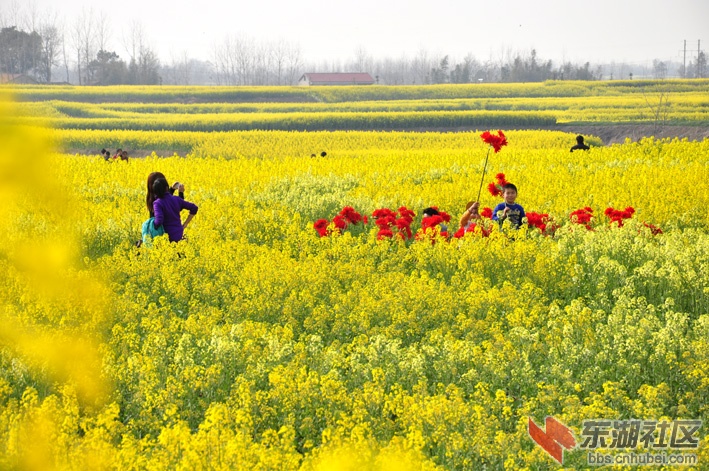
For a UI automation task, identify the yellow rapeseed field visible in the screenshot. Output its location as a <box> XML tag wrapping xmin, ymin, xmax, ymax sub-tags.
<box><xmin>0</xmin><ymin>90</ymin><xmax>708</xmax><ymax>470</ymax></box>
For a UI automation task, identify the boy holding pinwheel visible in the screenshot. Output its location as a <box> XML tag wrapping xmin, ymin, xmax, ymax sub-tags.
<box><xmin>492</xmin><ymin>183</ymin><xmax>525</xmax><ymax>229</ymax></box>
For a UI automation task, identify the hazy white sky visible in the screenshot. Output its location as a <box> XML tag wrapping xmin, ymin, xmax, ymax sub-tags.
<box><xmin>4</xmin><ymin>0</ymin><xmax>708</xmax><ymax>65</ymax></box>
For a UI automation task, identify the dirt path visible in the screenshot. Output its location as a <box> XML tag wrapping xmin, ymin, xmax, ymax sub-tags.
<box><xmin>549</xmin><ymin>124</ymin><xmax>709</xmax><ymax>145</ymax></box>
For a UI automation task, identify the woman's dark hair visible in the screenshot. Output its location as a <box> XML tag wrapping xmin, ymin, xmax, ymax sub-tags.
<box><xmin>422</xmin><ymin>207</ymin><xmax>440</xmax><ymax>217</ymax></box>
<box><xmin>152</xmin><ymin>177</ymin><xmax>169</xmax><ymax>199</ymax></box>
<box><xmin>146</xmin><ymin>172</ymin><xmax>167</xmax><ymax>216</ymax></box>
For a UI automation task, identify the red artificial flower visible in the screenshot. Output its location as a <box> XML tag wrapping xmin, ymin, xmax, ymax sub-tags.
<box><xmin>643</xmin><ymin>222</ymin><xmax>663</xmax><ymax>235</ymax></box>
<box><xmin>621</xmin><ymin>206</ymin><xmax>636</xmax><ymax>219</ymax></box>
<box><xmin>526</xmin><ymin>211</ymin><xmax>557</xmax><ymax>236</ymax></box>
<box><xmin>487</xmin><ymin>172</ymin><xmax>509</xmax><ymax>198</ymax></box>
<box><xmin>481</xmin><ymin>207</ymin><xmax>493</xmax><ymax>219</ymax></box>
<box><xmin>570</xmin><ymin>207</ymin><xmax>594</xmax><ymax>230</ymax></box>
<box><xmin>438</xmin><ymin>211</ymin><xmax>452</xmax><ymax>223</ymax></box>
<box><xmin>375</xmin><ymin>215</ymin><xmax>396</xmax><ymax>229</ymax></box>
<box><xmin>373</xmin><ymin>208</ymin><xmax>396</xmax><ymax>219</ymax></box>
<box><xmin>377</xmin><ymin>228</ymin><xmax>394</xmax><ymax>240</ymax></box>
<box><xmin>526</xmin><ymin>212</ymin><xmax>545</xmax><ymax>228</ymax></box>
<box><xmin>421</xmin><ymin>215</ymin><xmax>444</xmax><ymax>231</ymax></box>
<box><xmin>605</xmin><ymin>206</ymin><xmax>635</xmax><ymax>227</ymax></box>
<box><xmin>332</xmin><ymin>214</ymin><xmax>347</xmax><ymax>230</ymax></box>
<box><xmin>453</xmin><ymin>222</ymin><xmax>490</xmax><ymax>238</ymax></box>
<box><xmin>487</xmin><ymin>182</ymin><xmax>502</xmax><ymax>197</ymax></box>
<box><xmin>339</xmin><ymin>206</ymin><xmax>363</xmax><ymax>224</ymax></box>
<box><xmin>395</xmin><ymin>217</ymin><xmax>413</xmax><ymax>239</ymax></box>
<box><xmin>398</xmin><ymin>206</ymin><xmax>416</xmax><ymax>221</ymax></box>
<box><xmin>481</xmin><ymin>130</ymin><xmax>508</xmax><ymax>153</ymax></box>
<box><xmin>313</xmin><ymin>218</ymin><xmax>329</xmax><ymax>237</ymax></box>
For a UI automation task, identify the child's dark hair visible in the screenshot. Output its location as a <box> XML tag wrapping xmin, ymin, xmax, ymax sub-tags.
<box><xmin>502</xmin><ymin>183</ymin><xmax>517</xmax><ymax>192</ymax></box>
<box><xmin>421</xmin><ymin>207</ymin><xmax>440</xmax><ymax>217</ymax></box>
<box><xmin>152</xmin><ymin>177</ymin><xmax>169</xmax><ymax>198</ymax></box>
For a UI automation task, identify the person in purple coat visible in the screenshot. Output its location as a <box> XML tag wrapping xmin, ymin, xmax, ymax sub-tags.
<box><xmin>152</xmin><ymin>177</ymin><xmax>198</xmax><ymax>242</ymax></box>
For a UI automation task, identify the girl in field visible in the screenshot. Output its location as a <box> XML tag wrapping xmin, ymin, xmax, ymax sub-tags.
<box><xmin>146</xmin><ymin>172</ymin><xmax>186</xmax><ymax>217</ymax></box>
<box><xmin>151</xmin><ymin>177</ymin><xmax>198</xmax><ymax>242</ymax></box>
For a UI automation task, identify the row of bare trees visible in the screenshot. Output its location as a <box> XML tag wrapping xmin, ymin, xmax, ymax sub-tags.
<box><xmin>0</xmin><ymin>3</ymin><xmax>160</xmax><ymax>85</ymax></box>
<box><xmin>211</xmin><ymin>37</ymin><xmax>303</xmax><ymax>86</ymax></box>
<box><xmin>2</xmin><ymin>3</ymin><xmax>703</xmax><ymax>86</ymax></box>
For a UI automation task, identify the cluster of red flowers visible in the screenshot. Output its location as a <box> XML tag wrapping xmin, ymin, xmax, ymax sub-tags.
<box><xmin>480</xmin><ymin>130</ymin><xmax>508</xmax><ymax>153</ymax></box>
<box><xmin>374</xmin><ymin>206</ymin><xmax>416</xmax><ymax>240</ymax></box>
<box><xmin>452</xmin><ymin>207</ymin><xmax>493</xmax><ymax>238</ymax></box>
<box><xmin>452</xmin><ymin>223</ymin><xmax>490</xmax><ymax>238</ymax></box>
<box><xmin>605</xmin><ymin>206</ymin><xmax>635</xmax><ymax>227</ymax></box>
<box><xmin>570</xmin><ymin>207</ymin><xmax>594</xmax><ymax>230</ymax></box>
<box><xmin>526</xmin><ymin>211</ymin><xmax>558</xmax><ymax>236</ymax></box>
<box><xmin>643</xmin><ymin>222</ymin><xmax>663</xmax><ymax>235</ymax></box>
<box><xmin>420</xmin><ymin>208</ymin><xmax>452</xmax><ymax>238</ymax></box>
<box><xmin>568</xmin><ymin>206</ymin><xmax>661</xmax><ymax>235</ymax></box>
<box><xmin>487</xmin><ymin>173</ymin><xmax>509</xmax><ymax>197</ymax></box>
<box><xmin>313</xmin><ymin>206</ymin><xmax>367</xmax><ymax>237</ymax></box>
<box><xmin>314</xmin><ymin>202</ymin><xmax>662</xmax><ymax>242</ymax></box>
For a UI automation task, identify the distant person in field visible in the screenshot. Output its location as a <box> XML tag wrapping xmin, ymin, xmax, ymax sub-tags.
<box><xmin>152</xmin><ymin>177</ymin><xmax>198</xmax><ymax>242</ymax></box>
<box><xmin>570</xmin><ymin>135</ymin><xmax>590</xmax><ymax>152</ymax></box>
<box><xmin>112</xmin><ymin>148</ymin><xmax>122</xmax><ymax>160</ymax></box>
<box><xmin>146</xmin><ymin>172</ymin><xmax>186</xmax><ymax>217</ymax></box>
<box><xmin>421</xmin><ymin>207</ymin><xmax>449</xmax><ymax>234</ymax></box>
<box><xmin>120</xmin><ymin>150</ymin><xmax>129</xmax><ymax>161</ymax></box>
<box><xmin>101</xmin><ymin>148</ymin><xmax>111</xmax><ymax>161</ymax></box>
<box><xmin>492</xmin><ymin>183</ymin><xmax>525</xmax><ymax>229</ymax></box>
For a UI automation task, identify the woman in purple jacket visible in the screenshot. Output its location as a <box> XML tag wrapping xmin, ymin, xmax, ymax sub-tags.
<box><xmin>146</xmin><ymin>172</ymin><xmax>185</xmax><ymax>217</ymax></box>
<box><xmin>152</xmin><ymin>177</ymin><xmax>198</xmax><ymax>242</ymax></box>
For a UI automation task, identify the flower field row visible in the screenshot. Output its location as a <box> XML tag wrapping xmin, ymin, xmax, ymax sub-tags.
<box><xmin>4</xmin><ymin>78</ymin><xmax>709</xmax><ymax>103</ymax></box>
<box><xmin>10</xmin><ymin>83</ymin><xmax>709</xmax><ymax>133</ymax></box>
<box><xmin>16</xmin><ymin>109</ymin><xmax>557</xmax><ymax>132</ymax></box>
<box><xmin>15</xmin><ymin>92</ymin><xmax>709</xmax><ymax>120</ymax></box>
<box><xmin>1</xmin><ymin>93</ymin><xmax>709</xmax><ymax>469</ymax></box>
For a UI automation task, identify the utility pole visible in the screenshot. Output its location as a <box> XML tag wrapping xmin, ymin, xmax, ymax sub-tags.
<box><xmin>683</xmin><ymin>40</ymin><xmax>687</xmax><ymax>78</ymax></box>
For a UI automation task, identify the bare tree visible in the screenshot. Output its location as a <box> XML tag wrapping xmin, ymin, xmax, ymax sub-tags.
<box><xmin>122</xmin><ymin>19</ymin><xmax>145</xmax><ymax>64</ymax></box>
<box><xmin>652</xmin><ymin>59</ymin><xmax>668</xmax><ymax>79</ymax></box>
<box><xmin>95</xmin><ymin>11</ymin><xmax>111</xmax><ymax>53</ymax></box>
<box><xmin>38</xmin><ymin>17</ymin><xmax>61</xmax><ymax>82</ymax></box>
<box><xmin>411</xmin><ymin>48</ymin><xmax>431</xmax><ymax>84</ymax></box>
<box><xmin>2</xmin><ymin>0</ymin><xmax>24</xmax><ymax>30</ymax></box>
<box><xmin>643</xmin><ymin>86</ymin><xmax>671</xmax><ymax>135</ymax></box>
<box><xmin>166</xmin><ymin>51</ymin><xmax>194</xmax><ymax>85</ymax></box>
<box><xmin>270</xmin><ymin>39</ymin><xmax>290</xmax><ymax>85</ymax></box>
<box><xmin>121</xmin><ymin>20</ymin><xmax>160</xmax><ymax>84</ymax></box>
<box><xmin>70</xmin><ymin>8</ymin><xmax>98</xmax><ymax>85</ymax></box>
<box><xmin>284</xmin><ymin>42</ymin><xmax>302</xmax><ymax>85</ymax></box>
<box><xmin>353</xmin><ymin>45</ymin><xmax>372</xmax><ymax>73</ymax></box>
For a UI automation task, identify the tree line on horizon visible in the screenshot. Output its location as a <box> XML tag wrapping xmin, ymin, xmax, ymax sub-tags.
<box><xmin>1</xmin><ymin>6</ymin><xmax>706</xmax><ymax>87</ymax></box>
